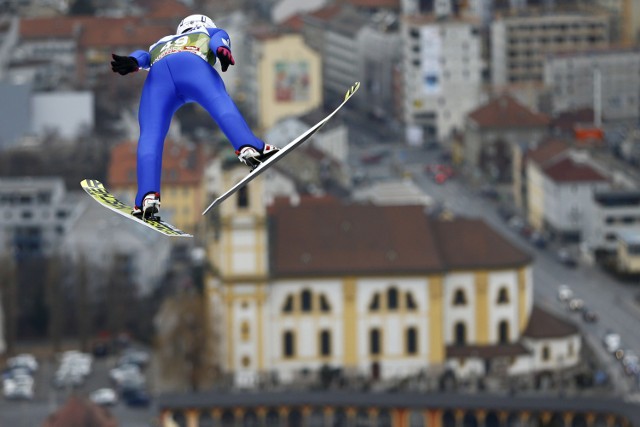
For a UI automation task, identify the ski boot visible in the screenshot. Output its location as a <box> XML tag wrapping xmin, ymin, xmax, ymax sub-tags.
<box><xmin>132</xmin><ymin>192</ymin><xmax>161</xmax><ymax>220</ymax></box>
<box><xmin>236</xmin><ymin>144</ymin><xmax>280</xmax><ymax>170</ymax></box>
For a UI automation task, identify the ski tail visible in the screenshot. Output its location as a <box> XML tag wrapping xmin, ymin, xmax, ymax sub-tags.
<box><xmin>345</xmin><ymin>82</ymin><xmax>360</xmax><ymax>101</ymax></box>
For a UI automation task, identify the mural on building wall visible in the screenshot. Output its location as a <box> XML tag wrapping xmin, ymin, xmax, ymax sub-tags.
<box><xmin>274</xmin><ymin>60</ymin><xmax>310</xmax><ymax>102</ymax></box>
<box><xmin>420</xmin><ymin>27</ymin><xmax>441</xmax><ymax>95</ymax></box>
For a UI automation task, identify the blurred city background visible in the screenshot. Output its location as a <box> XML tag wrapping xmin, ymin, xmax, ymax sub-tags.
<box><xmin>0</xmin><ymin>0</ymin><xmax>640</xmax><ymax>426</ymax></box>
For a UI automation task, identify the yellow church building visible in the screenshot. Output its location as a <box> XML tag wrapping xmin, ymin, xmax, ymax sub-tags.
<box><xmin>204</xmin><ymin>164</ymin><xmax>581</xmax><ymax>387</ymax></box>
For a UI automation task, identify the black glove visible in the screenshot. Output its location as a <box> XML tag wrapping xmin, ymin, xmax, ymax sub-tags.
<box><xmin>111</xmin><ymin>54</ymin><xmax>139</xmax><ymax>75</ymax></box>
<box><xmin>216</xmin><ymin>46</ymin><xmax>235</xmax><ymax>72</ymax></box>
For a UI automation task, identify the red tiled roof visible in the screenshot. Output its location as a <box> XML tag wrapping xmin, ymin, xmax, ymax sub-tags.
<box><xmin>79</xmin><ymin>22</ymin><xmax>173</xmax><ymax>48</ymax></box>
<box><xmin>523</xmin><ymin>306</ymin><xmax>579</xmax><ymax>339</ymax></box>
<box><xmin>307</xmin><ymin>4</ymin><xmax>343</xmax><ymax>21</ymax></box>
<box><xmin>346</xmin><ymin>0</ymin><xmax>400</xmax><ymax>8</ymax></box>
<box><xmin>431</xmin><ymin>218</ymin><xmax>532</xmax><ymax>270</ymax></box>
<box><xmin>282</xmin><ymin>14</ymin><xmax>305</xmax><ymax>32</ymax></box>
<box><xmin>19</xmin><ymin>16</ymin><xmax>107</xmax><ymax>39</ymax></box>
<box><xmin>525</xmin><ymin>138</ymin><xmax>569</xmax><ymax>167</ymax></box>
<box><xmin>468</xmin><ymin>94</ymin><xmax>550</xmax><ymax>129</ymax></box>
<box><xmin>542</xmin><ymin>156</ymin><xmax>608</xmax><ymax>183</ymax></box>
<box><xmin>42</xmin><ymin>396</ymin><xmax>117</xmax><ymax>427</ymax></box>
<box><xmin>20</xmin><ymin>16</ymin><xmax>172</xmax><ymax>48</ymax></box>
<box><xmin>108</xmin><ymin>140</ymin><xmax>206</xmax><ymax>188</ymax></box>
<box><xmin>145</xmin><ymin>0</ymin><xmax>191</xmax><ymax>20</ymax></box>
<box><xmin>550</xmin><ymin>107</ymin><xmax>595</xmax><ymax>133</ymax></box>
<box><xmin>269</xmin><ymin>199</ymin><xmax>531</xmax><ymax>277</ymax></box>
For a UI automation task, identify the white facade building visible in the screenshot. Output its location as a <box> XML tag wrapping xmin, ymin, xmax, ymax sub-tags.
<box><xmin>544</xmin><ymin>49</ymin><xmax>640</xmax><ymax>120</ymax></box>
<box><xmin>527</xmin><ymin>151</ymin><xmax>611</xmax><ymax>240</ymax></box>
<box><xmin>0</xmin><ymin>177</ymin><xmax>83</xmax><ymax>258</ymax></box>
<box><xmin>584</xmin><ymin>191</ymin><xmax>640</xmax><ymax>253</ymax></box>
<box><xmin>322</xmin><ymin>9</ymin><xmax>368</xmax><ymax>105</ymax></box>
<box><xmin>402</xmin><ymin>15</ymin><xmax>483</xmax><ymax>142</ymax></box>
<box><xmin>31</xmin><ymin>91</ymin><xmax>94</xmax><ymax>139</ymax></box>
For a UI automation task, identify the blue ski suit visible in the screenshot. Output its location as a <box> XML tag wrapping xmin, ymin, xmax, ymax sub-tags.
<box><xmin>127</xmin><ymin>27</ymin><xmax>264</xmax><ymax>207</ymax></box>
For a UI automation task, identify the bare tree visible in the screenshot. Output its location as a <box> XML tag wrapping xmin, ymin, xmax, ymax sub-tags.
<box><xmin>106</xmin><ymin>253</ymin><xmax>129</xmax><ymax>338</ymax></box>
<box><xmin>45</xmin><ymin>253</ymin><xmax>64</xmax><ymax>353</ymax></box>
<box><xmin>0</xmin><ymin>252</ymin><xmax>17</xmax><ymax>355</ymax></box>
<box><xmin>155</xmin><ymin>288</ymin><xmax>216</xmax><ymax>391</ymax></box>
<box><xmin>75</xmin><ymin>255</ymin><xmax>90</xmax><ymax>352</ymax></box>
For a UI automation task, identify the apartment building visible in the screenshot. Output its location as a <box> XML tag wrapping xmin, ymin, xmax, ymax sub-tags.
<box><xmin>527</xmin><ymin>150</ymin><xmax>610</xmax><ymax>240</ymax></box>
<box><xmin>9</xmin><ymin>15</ymin><xmax>175</xmax><ymax>89</ymax></box>
<box><xmin>302</xmin><ymin>4</ymin><xmax>402</xmax><ymax>121</ymax></box>
<box><xmin>402</xmin><ymin>14</ymin><xmax>483</xmax><ymax>142</ymax></box>
<box><xmin>491</xmin><ymin>13</ymin><xmax>609</xmax><ymax>87</ymax></box>
<box><xmin>544</xmin><ymin>48</ymin><xmax>640</xmax><ymax>120</ymax></box>
<box><xmin>244</xmin><ymin>29</ymin><xmax>323</xmax><ymax>132</ymax></box>
<box><xmin>0</xmin><ymin>177</ymin><xmax>82</xmax><ymax>258</ymax></box>
<box><xmin>302</xmin><ymin>6</ymin><xmax>369</xmax><ymax>107</ymax></box>
<box><xmin>584</xmin><ymin>191</ymin><xmax>640</xmax><ymax>253</ymax></box>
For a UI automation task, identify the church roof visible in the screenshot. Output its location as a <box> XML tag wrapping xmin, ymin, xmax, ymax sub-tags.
<box><xmin>522</xmin><ymin>306</ymin><xmax>579</xmax><ymax>339</ymax></box>
<box><xmin>269</xmin><ymin>199</ymin><xmax>531</xmax><ymax>278</ymax></box>
<box><xmin>468</xmin><ymin>94</ymin><xmax>550</xmax><ymax>129</ymax></box>
<box><xmin>542</xmin><ymin>156</ymin><xmax>608</xmax><ymax>183</ymax></box>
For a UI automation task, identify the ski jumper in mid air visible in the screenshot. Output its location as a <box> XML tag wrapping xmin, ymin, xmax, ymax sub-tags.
<box><xmin>111</xmin><ymin>14</ymin><xmax>279</xmax><ymax>218</ymax></box>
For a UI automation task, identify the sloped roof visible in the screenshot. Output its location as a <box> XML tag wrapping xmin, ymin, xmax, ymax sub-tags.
<box><xmin>306</xmin><ymin>4</ymin><xmax>343</xmax><ymax>21</ymax></box>
<box><xmin>446</xmin><ymin>342</ymin><xmax>530</xmax><ymax>359</ymax></box>
<box><xmin>79</xmin><ymin>21</ymin><xmax>173</xmax><ymax>48</ymax></box>
<box><xmin>550</xmin><ymin>107</ymin><xmax>595</xmax><ymax>133</ymax></box>
<box><xmin>20</xmin><ymin>16</ymin><xmax>172</xmax><ymax>48</ymax></box>
<box><xmin>525</xmin><ymin>138</ymin><xmax>569</xmax><ymax>167</ymax></box>
<box><xmin>431</xmin><ymin>218</ymin><xmax>532</xmax><ymax>270</ymax></box>
<box><xmin>543</xmin><ymin>156</ymin><xmax>608</xmax><ymax>183</ymax></box>
<box><xmin>108</xmin><ymin>140</ymin><xmax>207</xmax><ymax>188</ymax></box>
<box><xmin>282</xmin><ymin>14</ymin><xmax>305</xmax><ymax>32</ymax></box>
<box><xmin>468</xmin><ymin>94</ymin><xmax>550</xmax><ymax>129</ymax></box>
<box><xmin>269</xmin><ymin>199</ymin><xmax>531</xmax><ymax>278</ymax></box>
<box><xmin>42</xmin><ymin>396</ymin><xmax>117</xmax><ymax>427</ymax></box>
<box><xmin>20</xmin><ymin>16</ymin><xmax>131</xmax><ymax>39</ymax></box>
<box><xmin>145</xmin><ymin>0</ymin><xmax>191</xmax><ymax>20</ymax></box>
<box><xmin>523</xmin><ymin>306</ymin><xmax>579</xmax><ymax>339</ymax></box>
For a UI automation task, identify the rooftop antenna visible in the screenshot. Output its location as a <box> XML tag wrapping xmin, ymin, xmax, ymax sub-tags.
<box><xmin>593</xmin><ymin>68</ymin><xmax>602</xmax><ymax>128</ymax></box>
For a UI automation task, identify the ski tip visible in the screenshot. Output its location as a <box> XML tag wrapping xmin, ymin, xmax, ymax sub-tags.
<box><xmin>345</xmin><ymin>82</ymin><xmax>360</xmax><ymax>101</ymax></box>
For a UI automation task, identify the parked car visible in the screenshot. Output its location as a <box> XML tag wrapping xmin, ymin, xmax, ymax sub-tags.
<box><xmin>118</xmin><ymin>349</ymin><xmax>150</xmax><ymax>368</ymax></box>
<box><xmin>7</xmin><ymin>354</ymin><xmax>38</xmax><ymax>373</ymax></box>
<box><xmin>529</xmin><ymin>231</ymin><xmax>547</xmax><ymax>249</ymax></box>
<box><xmin>110</xmin><ymin>364</ymin><xmax>143</xmax><ymax>387</ymax></box>
<box><xmin>121</xmin><ymin>388</ymin><xmax>151</xmax><ymax>407</ymax></box>
<box><xmin>603</xmin><ymin>332</ymin><xmax>621</xmax><ymax>353</ymax></box>
<box><xmin>582</xmin><ymin>308</ymin><xmax>598</xmax><ymax>323</ymax></box>
<box><xmin>3</xmin><ymin>377</ymin><xmax>33</xmax><ymax>400</ymax></box>
<box><xmin>623</xmin><ymin>353</ymin><xmax>640</xmax><ymax>376</ymax></box>
<box><xmin>90</xmin><ymin>388</ymin><xmax>118</xmax><ymax>406</ymax></box>
<box><xmin>557</xmin><ymin>285</ymin><xmax>573</xmax><ymax>302</ymax></box>
<box><xmin>568</xmin><ymin>298</ymin><xmax>584</xmax><ymax>311</ymax></box>
<box><xmin>557</xmin><ymin>248</ymin><xmax>578</xmax><ymax>268</ymax></box>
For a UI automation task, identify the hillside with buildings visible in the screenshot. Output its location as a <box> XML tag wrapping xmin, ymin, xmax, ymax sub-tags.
<box><xmin>0</xmin><ymin>0</ymin><xmax>640</xmax><ymax>426</ymax></box>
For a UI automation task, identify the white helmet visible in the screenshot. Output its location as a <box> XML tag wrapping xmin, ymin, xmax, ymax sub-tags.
<box><xmin>176</xmin><ymin>14</ymin><xmax>216</xmax><ymax>35</ymax></box>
